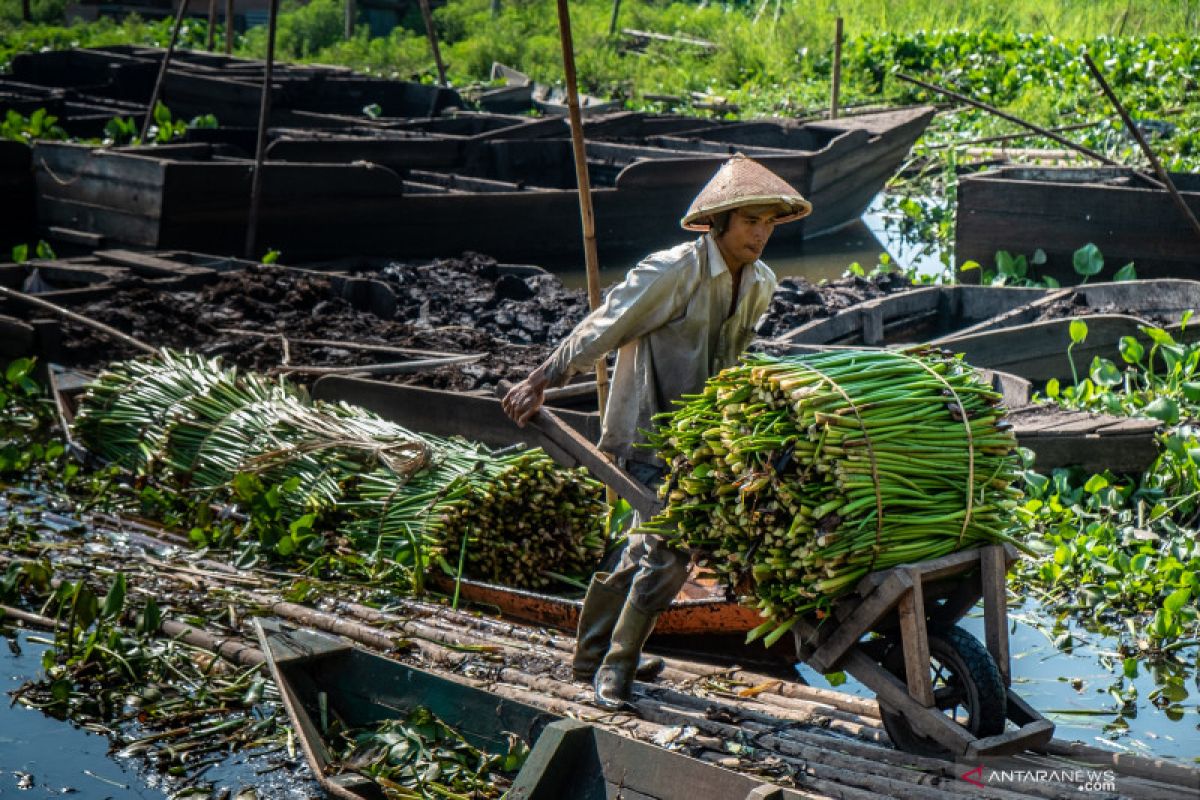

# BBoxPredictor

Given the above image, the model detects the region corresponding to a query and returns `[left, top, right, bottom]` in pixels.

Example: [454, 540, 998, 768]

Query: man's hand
[502, 367, 550, 427]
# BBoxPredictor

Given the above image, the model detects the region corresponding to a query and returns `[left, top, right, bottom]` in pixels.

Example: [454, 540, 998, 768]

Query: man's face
[716, 205, 781, 266]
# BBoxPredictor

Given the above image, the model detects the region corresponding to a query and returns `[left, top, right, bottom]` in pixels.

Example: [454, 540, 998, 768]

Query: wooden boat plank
[956, 167, 1200, 281]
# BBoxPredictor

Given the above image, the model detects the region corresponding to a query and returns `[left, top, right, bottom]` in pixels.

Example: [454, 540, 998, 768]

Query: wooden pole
[555, 0, 611, 429]
[344, 0, 355, 39]
[206, 0, 217, 50]
[140, 0, 191, 144]
[608, 0, 622, 36]
[829, 17, 843, 119]
[244, 0, 280, 260]
[0, 285, 158, 355]
[417, 0, 448, 87]
[1082, 52, 1200, 243]
[224, 0, 234, 55]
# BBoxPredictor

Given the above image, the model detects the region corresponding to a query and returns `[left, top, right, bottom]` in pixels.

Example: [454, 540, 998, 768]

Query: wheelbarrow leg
[981, 544, 1011, 686]
[896, 567, 934, 707]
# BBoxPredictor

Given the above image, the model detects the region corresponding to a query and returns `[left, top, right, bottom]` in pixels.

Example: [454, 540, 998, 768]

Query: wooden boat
[956, 166, 1200, 282]
[256, 619, 809, 800]
[774, 284, 1052, 346]
[7, 45, 462, 127]
[34, 105, 933, 263]
[932, 279, 1200, 384]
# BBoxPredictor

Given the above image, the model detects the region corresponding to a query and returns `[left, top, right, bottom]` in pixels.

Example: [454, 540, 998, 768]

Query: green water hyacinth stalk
[73, 352, 606, 588]
[642, 348, 1026, 647]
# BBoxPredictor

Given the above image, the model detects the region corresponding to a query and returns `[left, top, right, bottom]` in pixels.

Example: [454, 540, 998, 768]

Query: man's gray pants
[595, 461, 690, 614]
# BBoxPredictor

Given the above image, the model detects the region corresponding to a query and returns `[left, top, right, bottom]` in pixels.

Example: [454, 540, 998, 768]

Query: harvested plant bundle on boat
[642, 349, 1024, 645]
[73, 352, 606, 587]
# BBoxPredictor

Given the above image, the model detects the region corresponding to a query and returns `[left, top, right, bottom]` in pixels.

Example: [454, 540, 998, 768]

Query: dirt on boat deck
[56, 255, 912, 391]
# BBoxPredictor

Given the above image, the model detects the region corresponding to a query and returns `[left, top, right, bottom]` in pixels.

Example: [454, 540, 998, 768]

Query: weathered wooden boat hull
[33, 106, 933, 262]
[776, 285, 1052, 346]
[934, 279, 1200, 383]
[257, 620, 808, 800]
[8, 45, 462, 126]
[956, 166, 1200, 282]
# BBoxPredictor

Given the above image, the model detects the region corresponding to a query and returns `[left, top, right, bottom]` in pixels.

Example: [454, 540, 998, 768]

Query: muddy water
[555, 194, 946, 290]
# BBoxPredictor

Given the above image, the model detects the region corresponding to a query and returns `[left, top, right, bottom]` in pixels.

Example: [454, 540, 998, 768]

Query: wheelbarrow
[520, 404, 1055, 760]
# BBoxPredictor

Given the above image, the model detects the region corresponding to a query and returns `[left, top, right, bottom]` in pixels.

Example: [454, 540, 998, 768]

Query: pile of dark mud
[55, 255, 913, 392]
[1035, 292, 1181, 326]
[755, 272, 913, 339]
[370, 253, 591, 346]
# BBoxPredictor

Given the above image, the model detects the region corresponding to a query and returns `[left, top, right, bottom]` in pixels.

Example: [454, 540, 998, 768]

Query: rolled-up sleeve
[542, 258, 689, 387]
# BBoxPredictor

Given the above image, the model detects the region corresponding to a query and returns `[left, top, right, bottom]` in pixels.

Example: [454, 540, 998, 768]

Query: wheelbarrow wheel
[879, 625, 1006, 758]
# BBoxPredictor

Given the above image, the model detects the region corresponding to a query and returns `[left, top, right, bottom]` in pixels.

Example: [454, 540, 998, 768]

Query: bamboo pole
[206, 0, 217, 50]
[1082, 52, 1200, 243]
[0, 604, 65, 630]
[608, 0, 622, 36]
[0, 285, 157, 355]
[829, 17, 843, 119]
[225, 0, 234, 54]
[244, 0, 280, 259]
[555, 0, 611, 453]
[417, 0, 448, 87]
[344, 0, 355, 39]
[140, 0, 192, 144]
[894, 72, 1163, 185]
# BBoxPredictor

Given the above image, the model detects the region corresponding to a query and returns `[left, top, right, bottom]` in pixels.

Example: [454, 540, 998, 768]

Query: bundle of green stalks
[73, 352, 606, 588]
[642, 349, 1025, 646]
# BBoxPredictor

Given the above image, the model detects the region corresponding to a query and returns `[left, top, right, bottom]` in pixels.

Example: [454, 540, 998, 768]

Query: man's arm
[502, 254, 689, 426]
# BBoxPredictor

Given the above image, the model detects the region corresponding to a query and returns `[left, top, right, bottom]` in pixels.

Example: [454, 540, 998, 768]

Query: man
[502, 153, 812, 708]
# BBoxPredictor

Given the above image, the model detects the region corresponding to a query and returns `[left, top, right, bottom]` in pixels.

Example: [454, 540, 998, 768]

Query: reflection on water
[0, 630, 151, 798]
[555, 193, 946, 290]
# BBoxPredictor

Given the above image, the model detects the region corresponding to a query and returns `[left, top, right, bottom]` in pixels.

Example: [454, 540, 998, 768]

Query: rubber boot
[593, 603, 659, 710]
[571, 574, 625, 681]
[572, 575, 665, 683]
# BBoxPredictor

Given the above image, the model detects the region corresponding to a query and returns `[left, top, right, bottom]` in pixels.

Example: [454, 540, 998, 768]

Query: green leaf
[1142, 397, 1180, 425]
[1181, 381, 1200, 403]
[1122, 657, 1138, 679]
[1044, 378, 1060, 398]
[1181, 310, 1194, 331]
[1031, 248, 1047, 265]
[50, 678, 72, 704]
[101, 573, 126, 619]
[1069, 318, 1088, 344]
[34, 240, 55, 260]
[1083, 474, 1109, 493]
[5, 357, 34, 384]
[959, 260, 981, 272]
[1089, 357, 1122, 387]
[72, 583, 99, 632]
[1072, 243, 1104, 277]
[1043, 275, 1060, 288]
[1163, 587, 1191, 616]
[1140, 325, 1176, 347]
[153, 101, 172, 127]
[140, 597, 161, 634]
[1118, 336, 1144, 364]
[11, 243, 27, 263]
[262, 249, 281, 265]
[824, 671, 847, 687]
[1113, 262, 1137, 281]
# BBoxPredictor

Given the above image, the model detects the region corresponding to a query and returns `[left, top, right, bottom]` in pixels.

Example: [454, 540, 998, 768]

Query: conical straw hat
[680, 153, 812, 231]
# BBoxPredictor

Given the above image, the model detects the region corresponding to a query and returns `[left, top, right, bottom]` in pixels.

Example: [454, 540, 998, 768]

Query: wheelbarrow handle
[495, 381, 663, 520]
